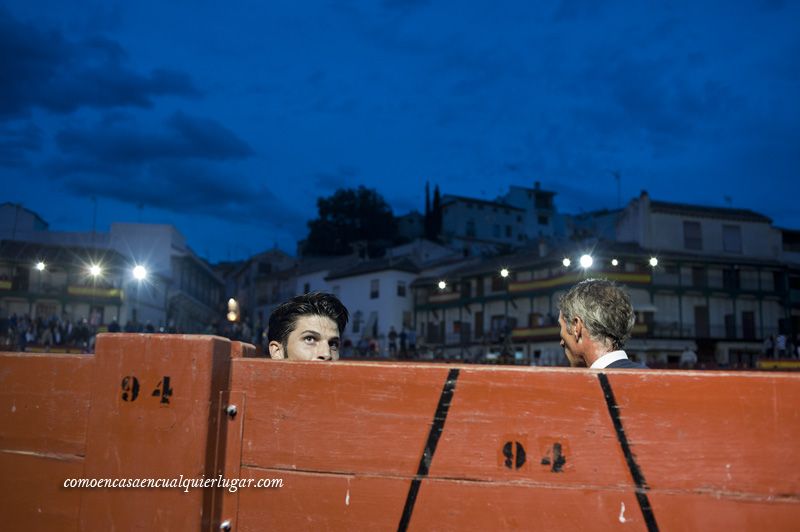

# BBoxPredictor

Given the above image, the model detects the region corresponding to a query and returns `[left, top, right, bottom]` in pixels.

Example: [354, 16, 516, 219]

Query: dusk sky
[2, 1, 798, 263]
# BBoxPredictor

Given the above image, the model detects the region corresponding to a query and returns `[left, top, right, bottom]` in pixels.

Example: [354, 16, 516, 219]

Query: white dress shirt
[590, 350, 629, 369]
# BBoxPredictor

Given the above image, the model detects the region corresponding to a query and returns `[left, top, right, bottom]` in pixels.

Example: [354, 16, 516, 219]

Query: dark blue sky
[2, 1, 798, 262]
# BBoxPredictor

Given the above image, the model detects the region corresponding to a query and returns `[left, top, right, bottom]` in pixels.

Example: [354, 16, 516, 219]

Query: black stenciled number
[121, 376, 140, 402]
[540, 442, 566, 472]
[502, 441, 527, 470]
[151, 376, 173, 404]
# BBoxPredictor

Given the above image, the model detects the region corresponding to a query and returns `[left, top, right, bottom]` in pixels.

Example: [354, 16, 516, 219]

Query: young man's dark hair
[267, 292, 349, 361]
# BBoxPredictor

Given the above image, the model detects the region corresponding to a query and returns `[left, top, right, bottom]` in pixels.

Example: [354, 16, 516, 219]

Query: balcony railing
[0, 282, 123, 301]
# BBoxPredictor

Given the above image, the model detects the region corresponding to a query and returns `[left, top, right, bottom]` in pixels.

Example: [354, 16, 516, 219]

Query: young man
[558, 278, 646, 369]
[267, 292, 349, 361]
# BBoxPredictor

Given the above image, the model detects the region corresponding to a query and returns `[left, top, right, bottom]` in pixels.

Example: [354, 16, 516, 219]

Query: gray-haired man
[558, 278, 646, 369]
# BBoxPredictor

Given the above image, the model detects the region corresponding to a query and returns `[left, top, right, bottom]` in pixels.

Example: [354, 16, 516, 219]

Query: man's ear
[572, 317, 583, 341]
[268, 341, 285, 360]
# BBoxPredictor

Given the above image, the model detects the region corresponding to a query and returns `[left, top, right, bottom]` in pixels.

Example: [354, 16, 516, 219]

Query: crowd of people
[0, 312, 184, 353]
[0, 313, 98, 353]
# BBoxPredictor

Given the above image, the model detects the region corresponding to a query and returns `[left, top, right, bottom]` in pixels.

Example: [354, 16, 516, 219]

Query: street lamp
[500, 268, 509, 278]
[611, 258, 619, 267]
[131, 264, 148, 328]
[579, 254, 593, 269]
[133, 265, 148, 281]
[562, 258, 571, 267]
[227, 298, 239, 322]
[89, 264, 102, 277]
[437, 280, 447, 290]
[649, 257, 659, 268]
[35, 261, 46, 271]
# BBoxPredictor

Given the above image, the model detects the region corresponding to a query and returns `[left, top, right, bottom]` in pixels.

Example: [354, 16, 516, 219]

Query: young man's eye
[303, 336, 317, 343]
[330, 342, 340, 351]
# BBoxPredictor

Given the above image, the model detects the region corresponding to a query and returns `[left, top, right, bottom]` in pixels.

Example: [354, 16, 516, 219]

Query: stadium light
[133, 265, 148, 281]
[562, 258, 571, 267]
[579, 254, 593, 269]
[35, 261, 46, 271]
[500, 268, 509, 278]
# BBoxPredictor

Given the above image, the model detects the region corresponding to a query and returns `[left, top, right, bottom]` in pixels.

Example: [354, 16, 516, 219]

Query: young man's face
[269, 314, 341, 361]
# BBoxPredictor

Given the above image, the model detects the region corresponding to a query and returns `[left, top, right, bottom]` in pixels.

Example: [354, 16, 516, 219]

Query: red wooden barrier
[1, 334, 799, 531]
[0, 353, 93, 530]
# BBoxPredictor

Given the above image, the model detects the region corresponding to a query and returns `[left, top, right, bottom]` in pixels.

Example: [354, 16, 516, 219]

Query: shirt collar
[590, 350, 629, 369]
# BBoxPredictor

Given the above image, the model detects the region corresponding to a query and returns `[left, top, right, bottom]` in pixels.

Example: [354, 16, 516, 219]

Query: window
[683, 221, 702, 250]
[723, 225, 742, 253]
[535, 195, 551, 209]
[397, 281, 406, 297]
[466, 219, 476, 238]
[370, 279, 379, 299]
[723, 269, 740, 290]
[692, 267, 706, 287]
[538, 215, 548, 225]
[352, 311, 362, 333]
[491, 274, 508, 292]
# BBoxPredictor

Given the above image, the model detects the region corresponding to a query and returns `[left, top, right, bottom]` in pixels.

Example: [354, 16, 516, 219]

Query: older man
[267, 292, 349, 361]
[558, 278, 645, 369]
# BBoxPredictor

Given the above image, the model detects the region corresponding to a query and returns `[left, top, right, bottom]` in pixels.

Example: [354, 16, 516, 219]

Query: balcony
[0, 282, 123, 303]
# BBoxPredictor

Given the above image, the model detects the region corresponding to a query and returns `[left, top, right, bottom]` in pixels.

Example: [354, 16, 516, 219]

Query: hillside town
[2, 181, 799, 369]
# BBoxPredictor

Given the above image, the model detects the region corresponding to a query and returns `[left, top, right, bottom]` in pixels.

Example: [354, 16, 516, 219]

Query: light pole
[132, 265, 148, 329]
[88, 263, 102, 327]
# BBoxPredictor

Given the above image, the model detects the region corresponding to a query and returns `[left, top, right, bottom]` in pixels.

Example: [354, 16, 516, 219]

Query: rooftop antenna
[611, 171, 621, 208]
[91, 196, 97, 246]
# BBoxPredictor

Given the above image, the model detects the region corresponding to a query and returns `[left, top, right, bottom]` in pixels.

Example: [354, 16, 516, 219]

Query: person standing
[558, 278, 646, 369]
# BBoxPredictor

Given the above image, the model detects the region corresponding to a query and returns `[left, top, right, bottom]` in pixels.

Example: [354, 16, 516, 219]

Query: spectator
[679, 346, 698, 369]
[388, 326, 398, 357]
[776, 334, 787, 358]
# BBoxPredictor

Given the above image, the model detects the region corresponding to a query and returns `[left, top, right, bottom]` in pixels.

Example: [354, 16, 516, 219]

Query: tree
[432, 184, 442, 238]
[424, 183, 443, 241]
[304, 186, 398, 257]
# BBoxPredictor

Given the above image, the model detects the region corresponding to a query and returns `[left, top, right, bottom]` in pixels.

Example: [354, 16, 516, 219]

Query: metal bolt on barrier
[225, 405, 237, 418]
[220, 519, 232, 531]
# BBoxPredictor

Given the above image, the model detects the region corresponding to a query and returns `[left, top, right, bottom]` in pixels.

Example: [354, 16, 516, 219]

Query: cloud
[0, 121, 42, 167]
[312, 165, 360, 190]
[39, 111, 277, 228]
[52, 160, 305, 232]
[53, 111, 252, 165]
[0, 7, 199, 119]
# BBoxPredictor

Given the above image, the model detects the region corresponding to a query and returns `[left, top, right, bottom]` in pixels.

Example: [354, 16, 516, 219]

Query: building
[440, 195, 527, 254]
[0, 239, 127, 329]
[499, 181, 561, 239]
[412, 192, 799, 368]
[0, 204, 224, 334]
[223, 249, 296, 330]
[326, 256, 420, 352]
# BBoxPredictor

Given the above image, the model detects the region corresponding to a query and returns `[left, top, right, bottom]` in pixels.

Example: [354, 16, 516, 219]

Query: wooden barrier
[1, 334, 799, 531]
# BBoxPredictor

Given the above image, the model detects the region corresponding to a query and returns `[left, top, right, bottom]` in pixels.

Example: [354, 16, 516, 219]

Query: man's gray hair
[559, 278, 636, 351]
